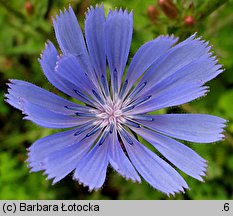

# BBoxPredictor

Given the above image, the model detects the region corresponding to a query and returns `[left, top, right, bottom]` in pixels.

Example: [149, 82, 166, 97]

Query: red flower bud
[25, 1, 34, 15]
[147, 5, 160, 23]
[158, 0, 178, 19]
[184, 15, 195, 26]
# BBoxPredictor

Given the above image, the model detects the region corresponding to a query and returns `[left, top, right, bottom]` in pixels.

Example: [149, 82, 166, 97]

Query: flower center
[99, 102, 124, 125]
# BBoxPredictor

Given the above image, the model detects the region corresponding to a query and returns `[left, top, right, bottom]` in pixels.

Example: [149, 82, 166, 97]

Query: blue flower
[6, 5, 226, 195]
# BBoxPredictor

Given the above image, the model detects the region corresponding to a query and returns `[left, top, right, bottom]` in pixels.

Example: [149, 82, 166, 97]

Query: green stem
[197, 0, 229, 21]
[44, 0, 53, 19]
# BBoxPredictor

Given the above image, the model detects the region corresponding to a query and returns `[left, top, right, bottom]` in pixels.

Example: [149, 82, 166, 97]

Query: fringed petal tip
[6, 79, 13, 86]
[52, 8, 69, 30]
[108, 7, 133, 18]
[5, 82, 26, 112]
[123, 176, 141, 184]
[86, 3, 104, 14]
[29, 160, 61, 184]
[27, 162, 44, 173]
[189, 33, 224, 70]
[42, 169, 65, 185]
[215, 117, 227, 141]
[6, 80, 20, 96]
[51, 5, 75, 30]
[71, 177, 102, 192]
[157, 34, 179, 44]
[7, 78, 23, 88]
[38, 40, 58, 62]
[43, 166, 141, 190]
[184, 33, 214, 54]
[198, 173, 206, 182]
[193, 162, 207, 182]
[217, 133, 225, 142]
[119, 172, 141, 184]
[165, 184, 189, 197]
[51, 173, 73, 185]
[22, 115, 31, 121]
[110, 165, 141, 183]
[53, 5, 73, 21]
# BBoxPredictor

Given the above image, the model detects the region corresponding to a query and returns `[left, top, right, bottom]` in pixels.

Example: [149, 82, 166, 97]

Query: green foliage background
[0, 0, 232, 200]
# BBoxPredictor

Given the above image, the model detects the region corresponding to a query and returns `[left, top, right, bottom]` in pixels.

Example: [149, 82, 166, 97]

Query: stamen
[119, 128, 133, 145]
[101, 74, 110, 97]
[131, 95, 151, 107]
[75, 113, 97, 117]
[74, 123, 94, 136]
[119, 79, 128, 99]
[86, 124, 102, 137]
[122, 105, 135, 113]
[73, 89, 94, 105]
[64, 105, 91, 112]
[130, 115, 154, 122]
[92, 89, 105, 105]
[125, 119, 141, 128]
[128, 82, 147, 100]
[99, 128, 109, 145]
[113, 68, 118, 94]
[109, 123, 114, 134]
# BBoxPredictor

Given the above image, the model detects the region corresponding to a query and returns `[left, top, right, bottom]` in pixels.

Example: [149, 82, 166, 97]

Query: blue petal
[135, 114, 226, 143]
[21, 101, 92, 128]
[44, 144, 82, 183]
[128, 82, 208, 114]
[105, 8, 133, 92]
[28, 128, 80, 171]
[120, 131, 188, 195]
[56, 54, 98, 97]
[53, 6, 95, 81]
[6, 79, 93, 128]
[28, 128, 100, 183]
[56, 54, 106, 106]
[44, 133, 100, 184]
[131, 127, 207, 181]
[5, 92, 22, 111]
[39, 41, 85, 100]
[108, 130, 141, 182]
[124, 35, 224, 114]
[132, 57, 222, 105]
[85, 5, 106, 77]
[6, 79, 84, 115]
[130, 34, 222, 101]
[73, 133, 110, 191]
[124, 35, 178, 97]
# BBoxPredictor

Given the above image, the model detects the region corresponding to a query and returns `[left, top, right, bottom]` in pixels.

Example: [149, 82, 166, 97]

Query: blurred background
[0, 0, 233, 200]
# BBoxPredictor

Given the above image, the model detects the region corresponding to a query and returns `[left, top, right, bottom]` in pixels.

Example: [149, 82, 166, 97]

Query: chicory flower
[6, 5, 225, 195]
